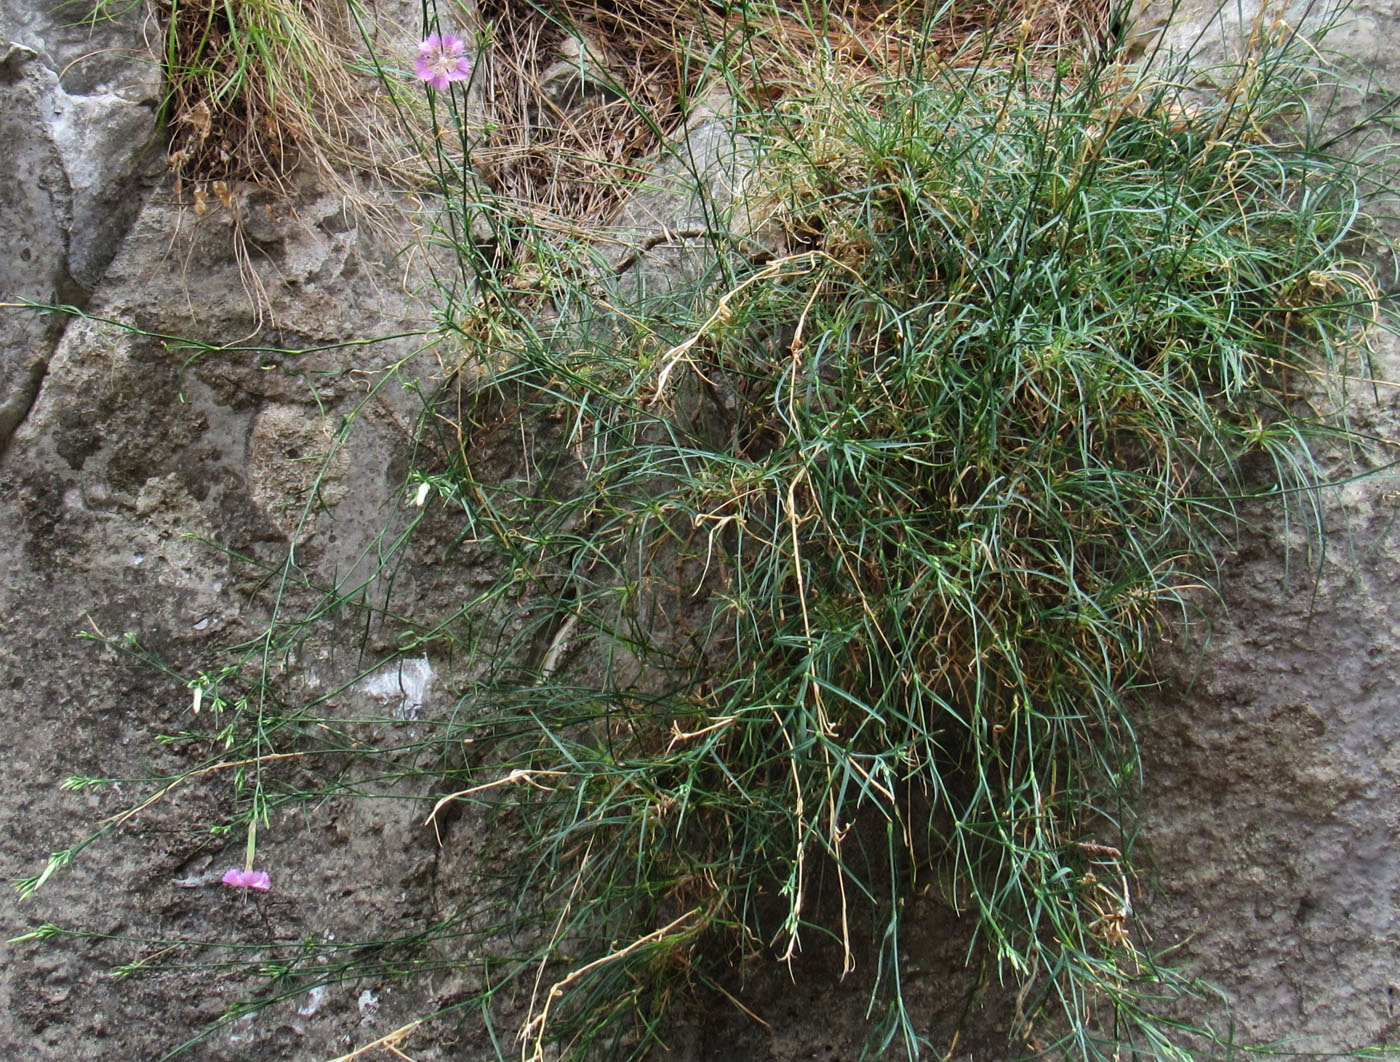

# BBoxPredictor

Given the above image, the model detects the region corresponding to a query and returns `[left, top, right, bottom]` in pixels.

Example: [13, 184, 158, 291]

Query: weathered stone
[0, 0, 162, 454]
[5, 1, 1400, 1057]
[1128, 2, 1400, 1054]
[0, 117, 445, 1062]
[608, 90, 770, 306]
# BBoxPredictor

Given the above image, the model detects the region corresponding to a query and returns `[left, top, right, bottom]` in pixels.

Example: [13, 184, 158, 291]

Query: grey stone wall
[1134, 1, 1400, 1053]
[0, 0, 162, 453]
[1, 0, 1397, 1057]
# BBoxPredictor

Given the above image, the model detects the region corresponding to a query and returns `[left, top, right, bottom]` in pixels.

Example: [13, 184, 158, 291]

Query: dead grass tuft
[160, 0, 417, 204]
[467, 0, 1113, 227]
[156, 0, 1108, 227]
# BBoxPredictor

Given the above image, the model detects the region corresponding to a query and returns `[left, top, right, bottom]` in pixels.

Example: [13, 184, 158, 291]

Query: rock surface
[1132, 2, 1400, 1053]
[1, 0, 1398, 1059]
[0, 5, 447, 1053]
[0, 0, 162, 455]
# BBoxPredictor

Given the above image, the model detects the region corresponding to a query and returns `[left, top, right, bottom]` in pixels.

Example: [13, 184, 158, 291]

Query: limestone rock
[0, 0, 162, 454]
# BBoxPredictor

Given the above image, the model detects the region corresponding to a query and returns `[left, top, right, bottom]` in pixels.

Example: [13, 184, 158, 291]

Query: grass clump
[409, 6, 1387, 1058]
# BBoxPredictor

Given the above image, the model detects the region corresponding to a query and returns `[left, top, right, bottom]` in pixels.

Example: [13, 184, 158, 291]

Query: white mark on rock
[355, 657, 433, 720]
[357, 988, 379, 1026]
[171, 868, 224, 888]
[227, 1013, 257, 1044]
[297, 984, 328, 1017]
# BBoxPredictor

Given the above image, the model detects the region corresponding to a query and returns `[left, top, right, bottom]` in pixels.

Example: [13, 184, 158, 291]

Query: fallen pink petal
[221, 868, 271, 891]
[414, 33, 473, 92]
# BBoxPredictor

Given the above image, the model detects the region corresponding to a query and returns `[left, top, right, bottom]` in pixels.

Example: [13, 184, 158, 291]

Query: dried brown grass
[466, 0, 1112, 226]
[161, 0, 418, 202]
[159, 0, 1109, 227]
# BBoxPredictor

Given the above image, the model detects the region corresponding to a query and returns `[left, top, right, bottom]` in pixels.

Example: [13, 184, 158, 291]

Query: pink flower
[414, 33, 473, 91]
[221, 868, 271, 891]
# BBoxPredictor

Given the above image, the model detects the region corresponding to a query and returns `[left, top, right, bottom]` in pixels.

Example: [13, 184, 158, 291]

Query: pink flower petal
[414, 32, 473, 90]
[221, 867, 272, 891]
